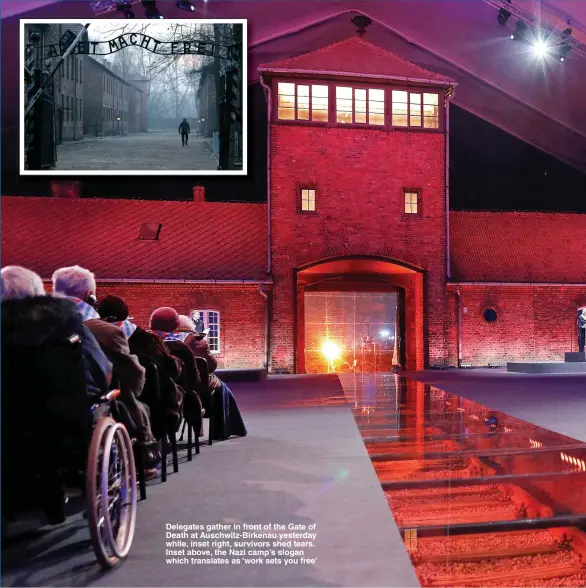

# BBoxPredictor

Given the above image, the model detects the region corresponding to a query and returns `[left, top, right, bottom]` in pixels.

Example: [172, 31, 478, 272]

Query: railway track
[354, 397, 586, 587]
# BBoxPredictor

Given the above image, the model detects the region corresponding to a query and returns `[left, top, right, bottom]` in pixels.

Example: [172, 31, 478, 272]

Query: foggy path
[54, 131, 217, 172]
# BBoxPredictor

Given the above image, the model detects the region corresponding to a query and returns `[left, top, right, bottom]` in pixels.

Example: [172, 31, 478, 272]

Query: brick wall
[270, 123, 447, 372]
[54, 282, 268, 368]
[445, 285, 586, 365]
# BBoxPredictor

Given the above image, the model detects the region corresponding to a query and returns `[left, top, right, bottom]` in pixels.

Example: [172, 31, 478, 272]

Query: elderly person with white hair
[1, 265, 112, 398]
[52, 266, 159, 475]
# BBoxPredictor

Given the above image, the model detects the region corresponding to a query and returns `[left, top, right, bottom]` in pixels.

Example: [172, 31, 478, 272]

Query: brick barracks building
[83, 57, 148, 137]
[6, 38, 586, 372]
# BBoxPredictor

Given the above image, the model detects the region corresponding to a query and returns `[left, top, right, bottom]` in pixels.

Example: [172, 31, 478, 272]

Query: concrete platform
[1, 375, 417, 588]
[216, 367, 268, 382]
[507, 361, 586, 373]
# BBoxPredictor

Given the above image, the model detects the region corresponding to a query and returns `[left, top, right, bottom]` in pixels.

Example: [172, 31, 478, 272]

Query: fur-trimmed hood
[2, 295, 82, 347]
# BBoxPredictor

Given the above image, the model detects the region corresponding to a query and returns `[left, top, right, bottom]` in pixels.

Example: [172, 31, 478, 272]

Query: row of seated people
[1, 265, 246, 483]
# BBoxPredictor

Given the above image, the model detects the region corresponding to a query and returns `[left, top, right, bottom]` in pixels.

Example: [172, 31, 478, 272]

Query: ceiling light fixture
[142, 0, 163, 18]
[177, 0, 196, 11]
[559, 27, 572, 62]
[497, 0, 512, 26]
[510, 19, 527, 41]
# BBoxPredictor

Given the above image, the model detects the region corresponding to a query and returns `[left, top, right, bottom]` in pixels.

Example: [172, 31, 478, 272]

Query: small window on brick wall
[301, 188, 316, 212]
[277, 82, 328, 122]
[404, 189, 420, 214]
[190, 310, 221, 353]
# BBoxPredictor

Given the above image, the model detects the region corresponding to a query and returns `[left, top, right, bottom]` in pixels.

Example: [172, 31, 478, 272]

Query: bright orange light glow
[321, 340, 341, 362]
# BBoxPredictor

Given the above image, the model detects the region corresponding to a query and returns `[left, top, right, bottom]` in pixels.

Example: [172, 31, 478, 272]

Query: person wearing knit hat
[97, 295, 137, 338]
[149, 307, 206, 437]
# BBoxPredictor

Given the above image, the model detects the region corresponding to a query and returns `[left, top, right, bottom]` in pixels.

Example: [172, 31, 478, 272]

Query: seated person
[97, 295, 183, 439]
[1, 266, 112, 521]
[52, 265, 158, 477]
[149, 307, 205, 436]
[176, 314, 247, 440]
[1, 266, 111, 398]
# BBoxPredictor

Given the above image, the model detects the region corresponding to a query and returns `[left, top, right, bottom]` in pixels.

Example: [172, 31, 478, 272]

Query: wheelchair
[2, 332, 137, 570]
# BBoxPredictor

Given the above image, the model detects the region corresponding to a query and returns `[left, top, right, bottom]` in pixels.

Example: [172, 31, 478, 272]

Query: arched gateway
[296, 256, 424, 373]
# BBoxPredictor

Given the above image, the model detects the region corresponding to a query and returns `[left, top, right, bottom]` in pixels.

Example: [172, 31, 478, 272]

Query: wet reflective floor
[339, 374, 586, 587]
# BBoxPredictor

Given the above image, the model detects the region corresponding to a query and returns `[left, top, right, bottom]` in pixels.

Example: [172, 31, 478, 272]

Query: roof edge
[258, 66, 456, 88]
[448, 281, 586, 287]
[40, 277, 273, 285]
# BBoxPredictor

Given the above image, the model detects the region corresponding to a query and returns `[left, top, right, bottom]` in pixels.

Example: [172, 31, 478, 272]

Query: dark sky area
[3, 83, 586, 212]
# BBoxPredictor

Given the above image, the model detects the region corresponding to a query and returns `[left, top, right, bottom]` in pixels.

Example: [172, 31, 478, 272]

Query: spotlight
[379, 330, 390, 338]
[559, 27, 572, 61]
[177, 0, 196, 11]
[142, 0, 163, 18]
[116, 2, 135, 18]
[532, 35, 551, 58]
[321, 340, 341, 362]
[510, 19, 527, 41]
[497, 1, 512, 26]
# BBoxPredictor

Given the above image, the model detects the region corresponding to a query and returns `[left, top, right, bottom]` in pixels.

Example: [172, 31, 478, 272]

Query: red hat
[150, 307, 179, 332]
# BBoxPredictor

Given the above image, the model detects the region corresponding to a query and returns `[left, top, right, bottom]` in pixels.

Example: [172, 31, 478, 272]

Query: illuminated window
[301, 188, 316, 212]
[191, 310, 221, 353]
[392, 91, 439, 128]
[277, 82, 329, 122]
[336, 86, 385, 125]
[404, 190, 419, 214]
[404, 528, 418, 553]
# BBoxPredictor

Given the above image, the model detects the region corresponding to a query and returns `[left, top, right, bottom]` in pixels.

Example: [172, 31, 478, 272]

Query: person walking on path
[179, 118, 191, 146]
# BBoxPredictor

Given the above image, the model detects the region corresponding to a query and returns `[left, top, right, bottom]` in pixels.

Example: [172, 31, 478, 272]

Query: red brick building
[4, 38, 586, 372]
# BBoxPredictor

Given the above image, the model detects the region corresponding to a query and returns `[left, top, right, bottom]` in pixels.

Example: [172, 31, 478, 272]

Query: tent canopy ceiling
[4, 0, 586, 172]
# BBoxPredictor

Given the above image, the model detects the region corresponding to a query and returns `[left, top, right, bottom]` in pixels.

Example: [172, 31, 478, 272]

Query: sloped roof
[258, 36, 456, 85]
[450, 211, 586, 283]
[1, 197, 269, 281]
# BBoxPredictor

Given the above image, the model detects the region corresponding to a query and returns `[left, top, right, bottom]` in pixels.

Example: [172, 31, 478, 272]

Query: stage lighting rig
[177, 0, 196, 11]
[483, 0, 586, 59]
[142, 0, 163, 18]
[497, 0, 511, 26]
[116, 2, 135, 17]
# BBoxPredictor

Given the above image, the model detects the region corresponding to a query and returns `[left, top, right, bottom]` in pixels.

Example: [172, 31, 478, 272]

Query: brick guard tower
[259, 34, 457, 373]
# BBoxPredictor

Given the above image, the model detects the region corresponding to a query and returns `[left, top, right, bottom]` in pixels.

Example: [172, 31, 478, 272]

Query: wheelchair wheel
[86, 417, 137, 569]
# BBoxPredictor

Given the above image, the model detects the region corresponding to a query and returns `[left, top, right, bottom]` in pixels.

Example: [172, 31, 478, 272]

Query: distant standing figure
[179, 118, 190, 146]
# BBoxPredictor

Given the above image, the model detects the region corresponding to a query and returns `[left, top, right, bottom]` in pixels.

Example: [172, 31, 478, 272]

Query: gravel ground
[416, 550, 582, 587]
[413, 530, 556, 557]
[54, 131, 217, 172]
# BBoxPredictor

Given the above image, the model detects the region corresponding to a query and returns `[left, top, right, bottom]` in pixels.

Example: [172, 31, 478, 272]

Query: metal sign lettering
[36, 33, 231, 59]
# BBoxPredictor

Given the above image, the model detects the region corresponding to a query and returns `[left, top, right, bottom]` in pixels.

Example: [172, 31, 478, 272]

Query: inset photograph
[21, 19, 246, 175]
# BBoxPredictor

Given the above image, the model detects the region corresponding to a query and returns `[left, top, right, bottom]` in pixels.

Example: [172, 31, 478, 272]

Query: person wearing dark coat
[97, 295, 184, 440]
[149, 307, 206, 437]
[1, 266, 112, 523]
[178, 118, 190, 146]
[176, 314, 247, 440]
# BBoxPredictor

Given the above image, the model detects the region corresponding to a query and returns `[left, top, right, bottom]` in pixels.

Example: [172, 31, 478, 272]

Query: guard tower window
[404, 190, 420, 214]
[277, 82, 329, 122]
[301, 188, 316, 212]
[392, 91, 439, 128]
[336, 86, 385, 125]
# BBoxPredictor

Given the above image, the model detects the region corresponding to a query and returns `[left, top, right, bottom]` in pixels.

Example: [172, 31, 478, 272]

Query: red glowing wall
[445, 285, 586, 366]
[45, 281, 268, 369]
